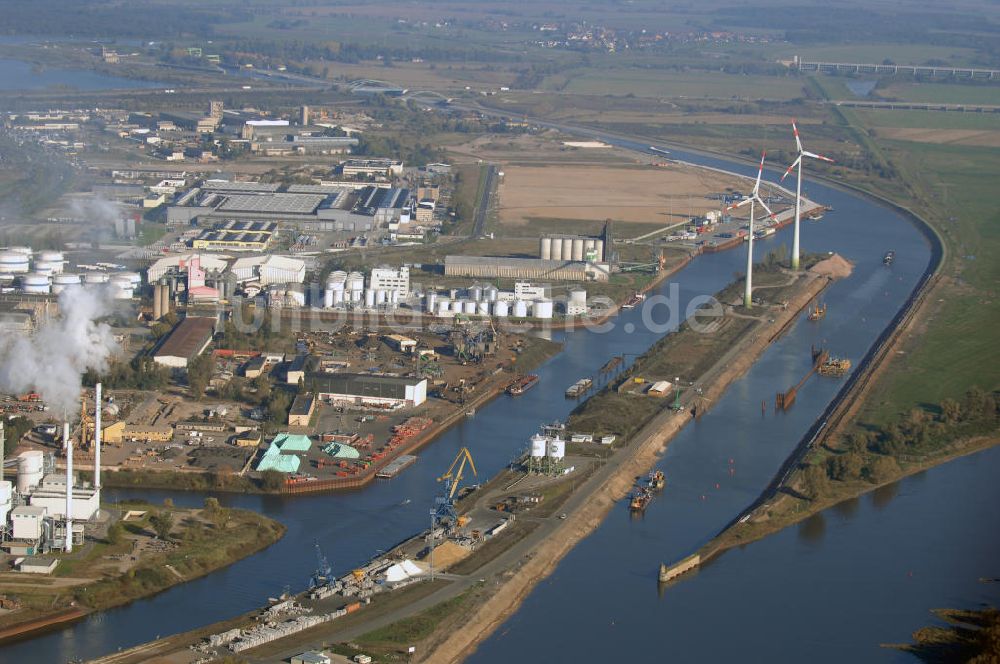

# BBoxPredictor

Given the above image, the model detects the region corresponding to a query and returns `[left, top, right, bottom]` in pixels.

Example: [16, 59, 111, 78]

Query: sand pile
[809, 253, 853, 279]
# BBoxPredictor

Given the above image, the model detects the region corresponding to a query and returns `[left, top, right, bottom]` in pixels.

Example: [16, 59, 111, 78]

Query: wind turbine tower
[782, 121, 834, 270]
[728, 152, 774, 309]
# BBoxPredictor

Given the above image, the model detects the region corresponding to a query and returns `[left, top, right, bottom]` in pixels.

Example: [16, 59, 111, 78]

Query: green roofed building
[322, 442, 360, 459]
[255, 433, 312, 473]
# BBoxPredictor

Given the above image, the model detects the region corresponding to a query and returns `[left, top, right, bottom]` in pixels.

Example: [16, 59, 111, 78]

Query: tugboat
[648, 470, 666, 491]
[507, 374, 539, 396]
[883, 250, 895, 266]
[807, 302, 826, 321]
[629, 488, 653, 512]
[818, 356, 852, 377]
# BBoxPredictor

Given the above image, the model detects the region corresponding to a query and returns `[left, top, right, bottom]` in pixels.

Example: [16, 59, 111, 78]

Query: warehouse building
[309, 373, 427, 408]
[153, 316, 217, 368]
[444, 256, 609, 282]
[192, 220, 277, 252]
[288, 393, 316, 426]
[229, 254, 306, 285]
[340, 158, 404, 178]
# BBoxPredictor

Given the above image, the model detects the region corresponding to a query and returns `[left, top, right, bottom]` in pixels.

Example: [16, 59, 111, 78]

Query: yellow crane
[434, 447, 477, 525]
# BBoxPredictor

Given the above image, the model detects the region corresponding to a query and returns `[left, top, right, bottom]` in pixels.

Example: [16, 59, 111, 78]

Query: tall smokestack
[94, 383, 102, 490]
[64, 421, 73, 553]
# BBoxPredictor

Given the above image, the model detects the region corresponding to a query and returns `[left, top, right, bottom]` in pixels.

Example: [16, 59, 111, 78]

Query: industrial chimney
[64, 421, 73, 553]
[94, 383, 102, 490]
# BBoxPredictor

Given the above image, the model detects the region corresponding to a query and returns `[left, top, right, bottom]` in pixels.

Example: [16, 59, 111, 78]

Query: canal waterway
[0, 57, 162, 91]
[0, 143, 964, 663]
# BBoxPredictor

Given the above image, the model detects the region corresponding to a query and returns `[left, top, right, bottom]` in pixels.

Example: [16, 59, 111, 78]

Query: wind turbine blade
[755, 196, 775, 218]
[752, 151, 766, 195]
[727, 198, 752, 211]
[803, 150, 834, 163]
[779, 157, 801, 183]
[792, 120, 803, 153]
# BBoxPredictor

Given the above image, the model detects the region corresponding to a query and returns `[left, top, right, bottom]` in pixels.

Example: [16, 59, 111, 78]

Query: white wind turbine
[728, 151, 774, 309]
[781, 120, 834, 270]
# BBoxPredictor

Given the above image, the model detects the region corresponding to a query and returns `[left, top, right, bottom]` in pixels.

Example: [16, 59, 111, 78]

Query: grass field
[769, 44, 984, 67]
[876, 81, 1000, 105]
[545, 69, 807, 100]
[853, 108, 1000, 130]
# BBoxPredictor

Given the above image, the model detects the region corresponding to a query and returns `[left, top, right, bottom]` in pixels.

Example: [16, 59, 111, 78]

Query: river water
[2, 144, 987, 663]
[0, 56, 162, 91]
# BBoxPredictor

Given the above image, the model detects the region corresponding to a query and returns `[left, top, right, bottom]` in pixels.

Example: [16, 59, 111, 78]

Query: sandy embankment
[427, 262, 847, 663]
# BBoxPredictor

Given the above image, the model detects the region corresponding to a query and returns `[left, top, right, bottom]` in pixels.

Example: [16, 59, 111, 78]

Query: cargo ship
[622, 292, 646, 309]
[807, 302, 826, 321]
[629, 487, 653, 512]
[818, 356, 852, 377]
[565, 378, 593, 398]
[507, 374, 539, 396]
[883, 250, 895, 266]
[648, 470, 666, 491]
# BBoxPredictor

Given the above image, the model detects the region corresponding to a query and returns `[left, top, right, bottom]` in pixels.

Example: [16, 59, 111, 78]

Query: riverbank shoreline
[423, 264, 840, 663]
[0, 506, 286, 646]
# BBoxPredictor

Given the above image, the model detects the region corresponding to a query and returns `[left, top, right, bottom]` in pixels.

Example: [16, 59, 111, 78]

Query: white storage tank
[463, 300, 477, 314]
[0, 480, 11, 526]
[529, 434, 547, 458]
[437, 300, 452, 316]
[485, 285, 498, 302]
[594, 239, 605, 262]
[0, 273, 15, 285]
[540, 237, 552, 260]
[364, 288, 376, 308]
[83, 271, 110, 284]
[493, 300, 509, 317]
[332, 289, 345, 306]
[450, 300, 463, 313]
[0, 252, 30, 274]
[546, 437, 566, 460]
[571, 238, 585, 261]
[569, 288, 587, 306]
[513, 300, 528, 317]
[532, 298, 554, 319]
[469, 285, 482, 302]
[477, 301, 489, 315]
[8, 246, 31, 256]
[426, 292, 438, 312]
[32, 263, 56, 277]
[376, 289, 387, 305]
[16, 450, 45, 494]
[323, 288, 334, 308]
[21, 272, 51, 294]
[52, 273, 82, 293]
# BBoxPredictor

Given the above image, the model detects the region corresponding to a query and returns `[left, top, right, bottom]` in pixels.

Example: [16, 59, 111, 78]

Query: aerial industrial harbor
[0, 2, 996, 662]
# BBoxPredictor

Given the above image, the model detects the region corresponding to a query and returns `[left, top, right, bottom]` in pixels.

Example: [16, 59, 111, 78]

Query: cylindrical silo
[551, 238, 563, 261]
[0, 251, 30, 274]
[323, 288, 334, 308]
[52, 272, 81, 295]
[437, 300, 451, 316]
[532, 299, 554, 319]
[153, 284, 163, 320]
[540, 237, 552, 260]
[513, 300, 528, 317]
[364, 288, 376, 308]
[159, 281, 171, 315]
[493, 300, 509, 317]
[332, 289, 345, 306]
[376, 289, 387, 305]
[426, 292, 438, 312]
[485, 286, 498, 302]
[571, 238, 585, 261]
[16, 450, 45, 494]
[546, 437, 566, 460]
[83, 272, 110, 285]
[21, 272, 50, 294]
[477, 301, 489, 315]
[594, 239, 605, 262]
[469, 285, 482, 302]
[530, 434, 547, 459]
[450, 300, 463, 314]
[463, 300, 477, 314]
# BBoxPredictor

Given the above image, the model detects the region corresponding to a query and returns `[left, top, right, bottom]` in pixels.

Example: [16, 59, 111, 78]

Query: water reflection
[833, 496, 861, 519]
[871, 481, 900, 510]
[798, 513, 826, 545]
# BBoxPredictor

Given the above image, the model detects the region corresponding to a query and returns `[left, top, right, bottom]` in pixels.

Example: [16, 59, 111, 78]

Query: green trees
[149, 511, 175, 541]
[106, 521, 124, 546]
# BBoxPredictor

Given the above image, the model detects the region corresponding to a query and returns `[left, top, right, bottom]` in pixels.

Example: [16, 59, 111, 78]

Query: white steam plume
[0, 285, 119, 415]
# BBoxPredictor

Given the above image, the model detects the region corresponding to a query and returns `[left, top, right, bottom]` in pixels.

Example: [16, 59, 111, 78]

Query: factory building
[368, 265, 410, 298]
[230, 255, 306, 285]
[147, 253, 230, 282]
[27, 475, 100, 522]
[444, 256, 610, 282]
[340, 158, 404, 178]
[153, 316, 217, 368]
[288, 393, 316, 427]
[192, 220, 277, 252]
[309, 374, 427, 409]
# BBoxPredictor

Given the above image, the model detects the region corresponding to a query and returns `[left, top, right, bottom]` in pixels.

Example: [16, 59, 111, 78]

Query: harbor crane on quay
[432, 447, 477, 529]
[309, 540, 332, 589]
